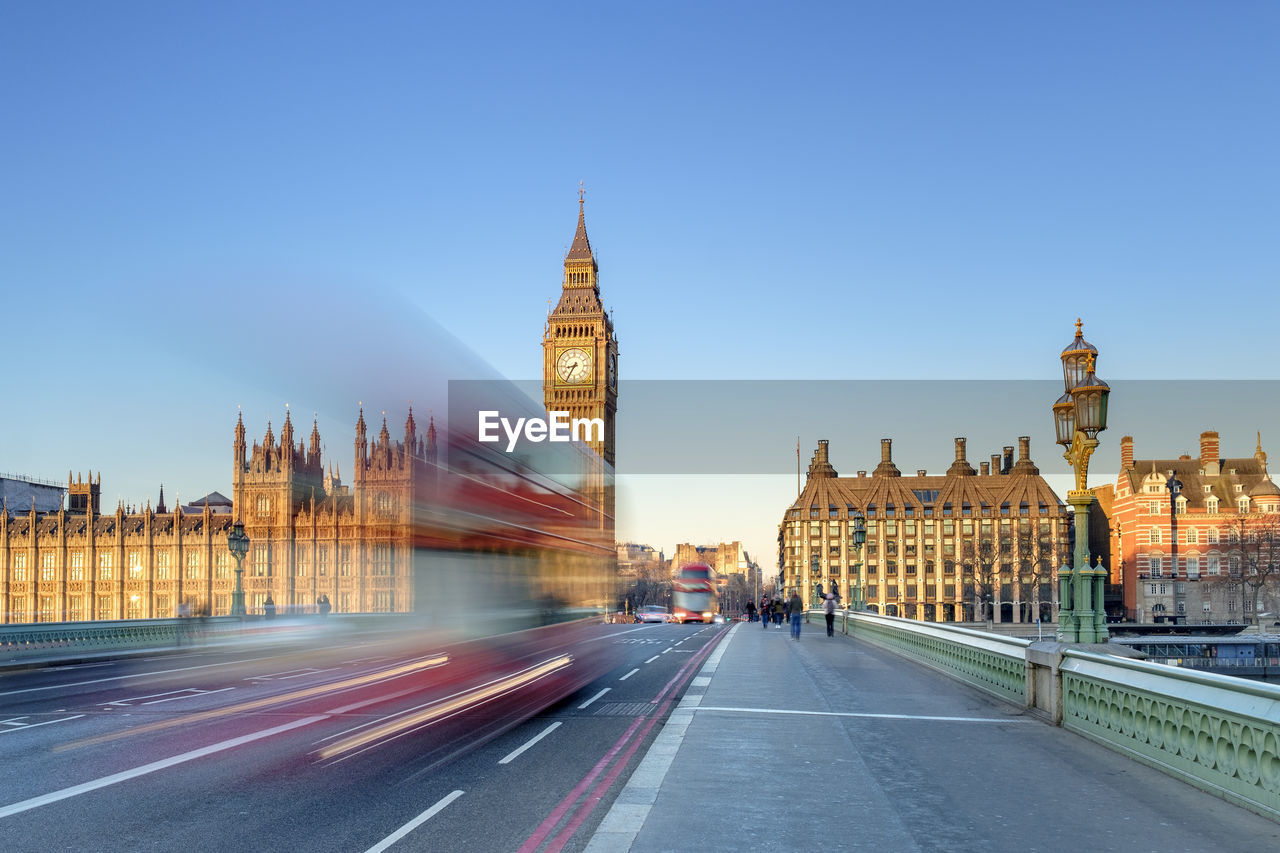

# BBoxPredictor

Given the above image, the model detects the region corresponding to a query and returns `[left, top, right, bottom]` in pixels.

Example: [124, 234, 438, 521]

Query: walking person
[788, 589, 803, 640]
[773, 597, 784, 626]
[759, 596, 770, 629]
[823, 591, 837, 637]
[746, 599, 757, 623]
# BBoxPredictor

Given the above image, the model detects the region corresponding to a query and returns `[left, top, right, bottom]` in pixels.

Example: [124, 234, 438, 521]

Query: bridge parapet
[841, 610, 1029, 706]
[840, 609, 1280, 823]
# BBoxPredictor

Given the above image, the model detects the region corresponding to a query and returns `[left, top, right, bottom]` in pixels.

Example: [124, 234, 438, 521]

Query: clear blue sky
[3, 2, 1277, 565]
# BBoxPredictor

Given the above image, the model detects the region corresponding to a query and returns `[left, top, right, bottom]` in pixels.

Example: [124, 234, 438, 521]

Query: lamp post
[227, 521, 249, 617]
[810, 553, 820, 609]
[1167, 471, 1182, 624]
[850, 512, 867, 610]
[1052, 319, 1110, 643]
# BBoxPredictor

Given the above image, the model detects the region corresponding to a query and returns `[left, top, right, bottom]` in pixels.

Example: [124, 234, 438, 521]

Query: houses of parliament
[0, 199, 618, 624]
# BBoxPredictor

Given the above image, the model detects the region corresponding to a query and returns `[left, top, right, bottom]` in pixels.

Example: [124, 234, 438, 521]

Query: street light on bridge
[1052, 319, 1110, 643]
[227, 521, 249, 617]
[849, 512, 867, 611]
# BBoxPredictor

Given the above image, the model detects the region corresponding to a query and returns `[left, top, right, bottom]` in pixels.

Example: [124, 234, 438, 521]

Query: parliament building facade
[0, 199, 617, 623]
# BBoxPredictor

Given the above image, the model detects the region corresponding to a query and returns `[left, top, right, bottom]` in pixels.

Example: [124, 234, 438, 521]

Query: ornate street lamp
[227, 521, 249, 617]
[1053, 319, 1110, 643]
[1167, 471, 1183, 621]
[850, 512, 867, 611]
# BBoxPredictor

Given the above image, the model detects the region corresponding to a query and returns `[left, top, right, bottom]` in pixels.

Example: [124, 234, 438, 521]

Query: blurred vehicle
[672, 563, 717, 623]
[712, 614, 726, 624]
[635, 605, 671, 623]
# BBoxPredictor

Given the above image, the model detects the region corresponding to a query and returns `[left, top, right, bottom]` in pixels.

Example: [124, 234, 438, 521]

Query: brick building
[1103, 430, 1280, 624]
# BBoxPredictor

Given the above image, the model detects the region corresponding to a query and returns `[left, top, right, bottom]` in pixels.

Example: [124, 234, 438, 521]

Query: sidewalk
[586, 618, 1280, 853]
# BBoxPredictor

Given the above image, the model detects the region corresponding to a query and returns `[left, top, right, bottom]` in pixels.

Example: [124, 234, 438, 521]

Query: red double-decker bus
[672, 563, 717, 623]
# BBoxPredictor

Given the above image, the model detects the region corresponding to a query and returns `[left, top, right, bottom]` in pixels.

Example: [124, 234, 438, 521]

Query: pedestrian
[788, 589, 804, 639]
[746, 599, 757, 623]
[823, 591, 837, 637]
[760, 596, 771, 629]
[773, 597, 784, 626]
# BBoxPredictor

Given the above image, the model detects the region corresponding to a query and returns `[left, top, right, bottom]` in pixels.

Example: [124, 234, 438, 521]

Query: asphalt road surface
[0, 620, 726, 852]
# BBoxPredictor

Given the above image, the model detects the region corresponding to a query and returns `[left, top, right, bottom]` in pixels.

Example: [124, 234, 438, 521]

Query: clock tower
[543, 190, 617, 542]
[543, 189, 618, 467]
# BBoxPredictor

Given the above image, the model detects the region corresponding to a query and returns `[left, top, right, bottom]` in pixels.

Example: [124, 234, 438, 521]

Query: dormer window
[1235, 484, 1244, 493]
[1203, 485, 1211, 493]
[1238, 497, 1250, 513]
[1175, 497, 1187, 514]
[1207, 497, 1219, 514]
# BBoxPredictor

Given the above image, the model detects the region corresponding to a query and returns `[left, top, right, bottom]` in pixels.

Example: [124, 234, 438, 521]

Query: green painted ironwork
[843, 610, 1029, 706]
[1061, 650, 1280, 822]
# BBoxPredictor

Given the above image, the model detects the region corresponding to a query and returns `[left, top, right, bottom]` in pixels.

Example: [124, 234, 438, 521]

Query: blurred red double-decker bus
[672, 563, 717, 623]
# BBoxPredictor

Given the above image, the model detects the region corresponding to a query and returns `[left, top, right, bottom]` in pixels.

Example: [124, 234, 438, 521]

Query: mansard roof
[1126, 455, 1272, 509]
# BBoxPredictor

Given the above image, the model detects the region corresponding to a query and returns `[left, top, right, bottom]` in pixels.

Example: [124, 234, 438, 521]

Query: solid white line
[497, 722, 562, 765]
[142, 687, 235, 705]
[694, 706, 1029, 723]
[643, 655, 660, 664]
[618, 668, 640, 681]
[578, 688, 610, 710]
[363, 790, 465, 853]
[0, 715, 85, 734]
[0, 715, 327, 819]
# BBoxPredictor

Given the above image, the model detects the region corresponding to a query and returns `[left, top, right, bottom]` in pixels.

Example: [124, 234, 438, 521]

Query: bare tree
[1016, 522, 1061, 624]
[1203, 514, 1280, 625]
[961, 537, 997, 621]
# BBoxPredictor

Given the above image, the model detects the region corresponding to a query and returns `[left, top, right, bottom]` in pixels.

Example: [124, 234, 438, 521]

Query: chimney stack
[981, 462, 990, 476]
[1200, 431, 1219, 466]
[947, 437, 976, 476]
[873, 438, 901, 478]
[991, 454, 1001, 474]
[1120, 435, 1134, 470]
[1002, 446, 1014, 474]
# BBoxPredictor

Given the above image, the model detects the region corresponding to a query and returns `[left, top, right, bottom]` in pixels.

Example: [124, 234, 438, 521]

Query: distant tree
[961, 538, 997, 621]
[1015, 521, 1061, 623]
[1208, 514, 1280, 625]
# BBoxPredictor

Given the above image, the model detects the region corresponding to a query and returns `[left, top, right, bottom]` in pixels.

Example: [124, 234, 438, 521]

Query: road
[0, 620, 727, 852]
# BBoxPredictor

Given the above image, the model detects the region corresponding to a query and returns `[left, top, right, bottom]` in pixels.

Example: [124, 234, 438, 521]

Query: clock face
[607, 352, 617, 388]
[556, 347, 592, 383]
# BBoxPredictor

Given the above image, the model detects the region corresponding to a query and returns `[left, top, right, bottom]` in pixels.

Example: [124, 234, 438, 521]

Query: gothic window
[253, 546, 268, 577]
[99, 553, 113, 580]
[157, 552, 171, 579]
[41, 553, 55, 582]
[256, 495, 271, 518]
[70, 551, 84, 581]
[215, 552, 230, 579]
[339, 546, 352, 576]
[377, 492, 393, 515]
[317, 547, 328, 577]
[186, 552, 200, 580]
[13, 552, 27, 580]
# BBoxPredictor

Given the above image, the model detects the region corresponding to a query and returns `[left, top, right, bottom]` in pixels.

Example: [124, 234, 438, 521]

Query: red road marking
[517, 627, 727, 853]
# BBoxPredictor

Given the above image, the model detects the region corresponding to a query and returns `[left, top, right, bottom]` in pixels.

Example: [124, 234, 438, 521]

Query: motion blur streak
[316, 654, 573, 760]
[55, 655, 450, 752]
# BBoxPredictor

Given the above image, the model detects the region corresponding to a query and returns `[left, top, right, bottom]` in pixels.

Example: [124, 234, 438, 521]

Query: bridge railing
[0, 618, 245, 663]
[836, 609, 1280, 823]
[837, 609, 1029, 706]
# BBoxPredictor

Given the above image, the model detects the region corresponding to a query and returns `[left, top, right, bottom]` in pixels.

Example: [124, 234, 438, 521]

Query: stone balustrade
[838, 609, 1280, 823]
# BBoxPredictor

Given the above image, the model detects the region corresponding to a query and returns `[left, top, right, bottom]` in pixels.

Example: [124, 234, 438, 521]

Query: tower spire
[567, 184, 593, 261]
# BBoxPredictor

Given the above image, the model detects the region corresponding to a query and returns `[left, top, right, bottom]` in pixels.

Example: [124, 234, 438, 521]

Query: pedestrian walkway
[586, 617, 1280, 853]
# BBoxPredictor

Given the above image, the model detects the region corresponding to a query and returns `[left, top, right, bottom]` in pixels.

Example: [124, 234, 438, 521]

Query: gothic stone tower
[543, 191, 618, 536]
